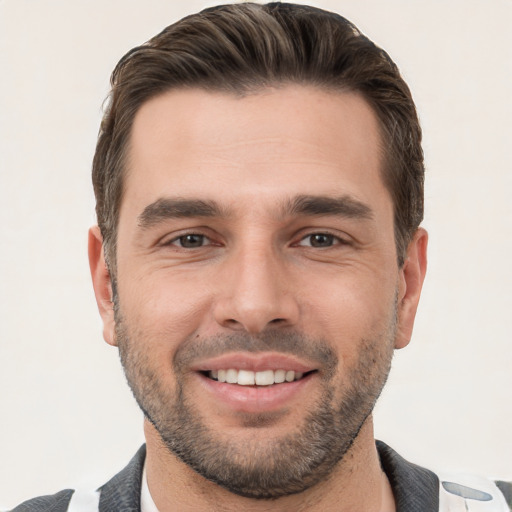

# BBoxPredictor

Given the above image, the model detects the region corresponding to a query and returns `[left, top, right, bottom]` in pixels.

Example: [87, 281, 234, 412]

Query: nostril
[270, 318, 286, 324]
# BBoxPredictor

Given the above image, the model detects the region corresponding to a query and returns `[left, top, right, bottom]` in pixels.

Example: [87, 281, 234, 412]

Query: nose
[213, 244, 300, 334]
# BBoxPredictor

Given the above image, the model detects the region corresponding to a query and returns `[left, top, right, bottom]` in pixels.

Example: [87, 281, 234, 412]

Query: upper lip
[190, 352, 317, 373]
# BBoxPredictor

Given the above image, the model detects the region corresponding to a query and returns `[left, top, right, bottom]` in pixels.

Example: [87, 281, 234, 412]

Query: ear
[395, 227, 428, 349]
[88, 226, 117, 346]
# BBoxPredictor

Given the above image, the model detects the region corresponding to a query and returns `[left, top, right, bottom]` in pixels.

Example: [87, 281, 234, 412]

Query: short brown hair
[92, 2, 424, 270]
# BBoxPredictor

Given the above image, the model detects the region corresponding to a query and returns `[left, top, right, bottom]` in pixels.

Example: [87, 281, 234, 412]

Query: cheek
[296, 271, 398, 387]
[298, 268, 397, 337]
[117, 271, 215, 349]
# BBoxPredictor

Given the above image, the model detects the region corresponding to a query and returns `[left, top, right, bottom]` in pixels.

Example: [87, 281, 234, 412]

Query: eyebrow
[285, 195, 374, 220]
[137, 194, 373, 229]
[137, 198, 226, 229]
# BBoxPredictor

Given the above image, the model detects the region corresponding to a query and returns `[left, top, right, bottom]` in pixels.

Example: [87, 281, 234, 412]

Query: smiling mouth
[203, 369, 315, 386]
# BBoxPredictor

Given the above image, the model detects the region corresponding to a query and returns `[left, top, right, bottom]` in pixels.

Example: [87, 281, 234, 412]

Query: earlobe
[395, 228, 428, 349]
[88, 226, 117, 346]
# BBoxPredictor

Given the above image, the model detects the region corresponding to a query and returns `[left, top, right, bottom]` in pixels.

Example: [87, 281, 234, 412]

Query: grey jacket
[11, 442, 512, 511]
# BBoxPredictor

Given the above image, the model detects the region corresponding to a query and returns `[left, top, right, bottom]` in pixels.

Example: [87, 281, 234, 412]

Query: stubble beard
[115, 310, 396, 499]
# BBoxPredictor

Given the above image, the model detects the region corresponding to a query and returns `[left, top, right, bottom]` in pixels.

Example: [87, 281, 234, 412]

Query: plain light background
[1, 0, 511, 508]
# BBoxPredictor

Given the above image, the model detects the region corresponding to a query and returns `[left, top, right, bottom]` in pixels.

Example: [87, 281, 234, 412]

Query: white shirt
[141, 463, 160, 512]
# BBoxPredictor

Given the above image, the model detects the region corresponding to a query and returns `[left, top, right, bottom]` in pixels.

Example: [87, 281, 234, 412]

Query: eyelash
[163, 231, 349, 250]
[165, 233, 213, 249]
[296, 232, 348, 248]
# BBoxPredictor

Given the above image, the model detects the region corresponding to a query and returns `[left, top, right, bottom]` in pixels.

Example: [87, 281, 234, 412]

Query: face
[90, 86, 427, 498]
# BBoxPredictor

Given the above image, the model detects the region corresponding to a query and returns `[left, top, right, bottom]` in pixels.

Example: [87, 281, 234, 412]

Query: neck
[143, 417, 395, 512]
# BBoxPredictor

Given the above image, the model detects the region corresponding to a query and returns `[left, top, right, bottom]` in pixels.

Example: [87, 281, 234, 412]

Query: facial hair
[116, 309, 396, 499]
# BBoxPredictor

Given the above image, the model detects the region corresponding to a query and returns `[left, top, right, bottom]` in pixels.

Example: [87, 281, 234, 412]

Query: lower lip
[196, 372, 315, 413]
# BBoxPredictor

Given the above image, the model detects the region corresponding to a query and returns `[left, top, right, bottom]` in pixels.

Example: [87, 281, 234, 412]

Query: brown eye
[309, 234, 334, 247]
[298, 233, 337, 247]
[175, 234, 206, 248]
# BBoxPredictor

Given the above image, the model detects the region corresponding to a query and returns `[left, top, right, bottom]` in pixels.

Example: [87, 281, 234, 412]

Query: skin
[89, 86, 427, 511]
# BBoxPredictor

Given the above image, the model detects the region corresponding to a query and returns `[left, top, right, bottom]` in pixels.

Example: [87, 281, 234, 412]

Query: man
[12, 2, 511, 511]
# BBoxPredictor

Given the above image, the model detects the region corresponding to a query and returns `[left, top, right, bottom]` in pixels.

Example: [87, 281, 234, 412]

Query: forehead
[122, 86, 388, 220]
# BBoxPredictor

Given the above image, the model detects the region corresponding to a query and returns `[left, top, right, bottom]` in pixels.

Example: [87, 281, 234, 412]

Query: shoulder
[376, 441, 512, 512]
[9, 489, 74, 512]
[495, 481, 512, 510]
[8, 445, 146, 512]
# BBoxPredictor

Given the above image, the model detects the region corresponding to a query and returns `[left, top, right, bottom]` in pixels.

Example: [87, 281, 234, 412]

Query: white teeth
[226, 369, 238, 384]
[255, 370, 274, 386]
[208, 369, 306, 386]
[274, 369, 286, 383]
[237, 369, 255, 385]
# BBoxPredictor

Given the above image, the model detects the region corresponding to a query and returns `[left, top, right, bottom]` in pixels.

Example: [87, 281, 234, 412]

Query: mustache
[174, 331, 338, 373]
